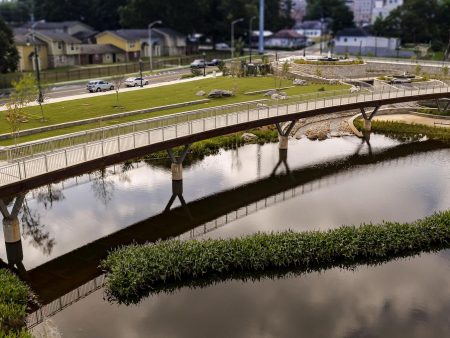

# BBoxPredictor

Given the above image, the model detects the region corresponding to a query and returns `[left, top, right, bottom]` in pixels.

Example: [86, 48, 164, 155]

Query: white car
[87, 80, 114, 93]
[124, 77, 149, 87]
[215, 43, 230, 51]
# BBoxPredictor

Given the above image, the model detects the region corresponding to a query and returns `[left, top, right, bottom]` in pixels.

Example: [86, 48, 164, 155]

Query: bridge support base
[0, 194, 25, 272]
[276, 120, 297, 150]
[360, 106, 380, 133]
[364, 119, 372, 132]
[167, 145, 190, 181]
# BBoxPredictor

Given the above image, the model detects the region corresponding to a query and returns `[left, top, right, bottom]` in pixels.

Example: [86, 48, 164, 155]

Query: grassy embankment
[354, 119, 450, 142]
[0, 269, 32, 337]
[102, 211, 450, 305]
[0, 77, 346, 146]
[418, 108, 450, 117]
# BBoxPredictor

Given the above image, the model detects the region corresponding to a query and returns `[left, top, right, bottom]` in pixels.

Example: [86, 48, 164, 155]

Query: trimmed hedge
[102, 210, 450, 304]
[0, 270, 32, 337]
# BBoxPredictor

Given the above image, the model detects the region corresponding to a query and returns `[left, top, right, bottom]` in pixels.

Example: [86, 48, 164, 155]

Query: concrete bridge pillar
[278, 135, 289, 150]
[275, 120, 297, 150]
[0, 194, 25, 272]
[360, 106, 380, 133]
[167, 144, 190, 181]
[364, 119, 372, 132]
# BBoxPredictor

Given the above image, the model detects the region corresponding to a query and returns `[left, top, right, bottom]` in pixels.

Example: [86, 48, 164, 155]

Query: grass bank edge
[354, 119, 450, 142]
[0, 269, 33, 337]
[101, 210, 450, 305]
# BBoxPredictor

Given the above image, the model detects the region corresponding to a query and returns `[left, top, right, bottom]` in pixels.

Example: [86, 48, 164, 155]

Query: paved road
[0, 67, 194, 105]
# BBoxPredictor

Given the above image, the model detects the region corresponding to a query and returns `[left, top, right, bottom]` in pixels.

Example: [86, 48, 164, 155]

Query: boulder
[293, 79, 307, 86]
[264, 90, 277, 97]
[196, 90, 206, 96]
[241, 132, 258, 142]
[208, 89, 234, 98]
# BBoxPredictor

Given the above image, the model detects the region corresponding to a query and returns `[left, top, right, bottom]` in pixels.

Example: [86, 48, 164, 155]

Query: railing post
[44, 154, 49, 172]
[22, 160, 27, 178]
[64, 149, 68, 166]
[83, 144, 87, 161]
[147, 130, 151, 144]
[17, 162, 22, 180]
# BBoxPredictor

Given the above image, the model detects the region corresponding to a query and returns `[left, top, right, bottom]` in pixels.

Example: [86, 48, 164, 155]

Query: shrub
[190, 67, 202, 77]
[0, 269, 32, 337]
[102, 211, 450, 304]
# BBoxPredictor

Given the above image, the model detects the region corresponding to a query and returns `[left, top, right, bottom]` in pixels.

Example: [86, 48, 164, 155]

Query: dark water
[0, 135, 449, 337]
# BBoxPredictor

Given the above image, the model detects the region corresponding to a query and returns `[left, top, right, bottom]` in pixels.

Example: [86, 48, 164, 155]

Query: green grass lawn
[0, 77, 347, 146]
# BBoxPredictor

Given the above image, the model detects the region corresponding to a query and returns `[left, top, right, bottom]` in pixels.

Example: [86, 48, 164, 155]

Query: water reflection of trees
[91, 168, 115, 206]
[20, 199, 56, 256]
[36, 185, 65, 209]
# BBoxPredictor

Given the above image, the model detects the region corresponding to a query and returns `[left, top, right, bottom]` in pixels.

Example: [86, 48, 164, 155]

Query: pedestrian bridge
[0, 84, 449, 195]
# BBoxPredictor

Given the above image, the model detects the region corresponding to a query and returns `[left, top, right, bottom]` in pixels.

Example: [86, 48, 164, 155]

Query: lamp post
[139, 58, 143, 87]
[202, 52, 206, 77]
[29, 19, 45, 118]
[249, 16, 256, 63]
[148, 20, 162, 73]
[231, 18, 244, 60]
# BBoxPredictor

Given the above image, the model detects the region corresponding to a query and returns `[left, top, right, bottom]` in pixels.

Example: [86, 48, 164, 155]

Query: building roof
[272, 29, 305, 39]
[294, 20, 323, 30]
[13, 28, 46, 46]
[97, 28, 185, 41]
[34, 30, 82, 43]
[335, 27, 369, 37]
[79, 44, 125, 55]
[21, 21, 94, 32]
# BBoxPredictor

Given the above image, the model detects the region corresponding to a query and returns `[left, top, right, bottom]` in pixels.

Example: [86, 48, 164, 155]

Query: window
[57, 42, 62, 49]
[71, 43, 74, 51]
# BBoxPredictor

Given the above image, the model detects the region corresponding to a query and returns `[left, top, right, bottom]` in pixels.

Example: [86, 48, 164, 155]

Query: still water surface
[1, 135, 449, 337]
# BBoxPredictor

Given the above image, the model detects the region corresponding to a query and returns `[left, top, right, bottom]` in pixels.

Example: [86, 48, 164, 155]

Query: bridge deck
[0, 85, 449, 195]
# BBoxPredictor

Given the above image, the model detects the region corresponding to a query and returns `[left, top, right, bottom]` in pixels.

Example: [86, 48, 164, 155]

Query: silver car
[124, 77, 149, 87]
[87, 80, 114, 93]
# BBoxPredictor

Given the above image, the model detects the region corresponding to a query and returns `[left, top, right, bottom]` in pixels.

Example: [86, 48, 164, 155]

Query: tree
[0, 16, 19, 73]
[5, 74, 37, 142]
[305, 0, 354, 33]
[111, 76, 125, 107]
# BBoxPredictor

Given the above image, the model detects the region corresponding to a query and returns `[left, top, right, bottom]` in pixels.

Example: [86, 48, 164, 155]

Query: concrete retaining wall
[0, 99, 210, 141]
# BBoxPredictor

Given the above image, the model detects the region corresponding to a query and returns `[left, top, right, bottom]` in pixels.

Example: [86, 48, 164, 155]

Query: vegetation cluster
[102, 211, 450, 304]
[0, 269, 32, 338]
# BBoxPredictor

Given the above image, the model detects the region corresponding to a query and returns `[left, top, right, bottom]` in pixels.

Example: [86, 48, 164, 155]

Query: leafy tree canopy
[304, 0, 354, 33]
[0, 16, 19, 73]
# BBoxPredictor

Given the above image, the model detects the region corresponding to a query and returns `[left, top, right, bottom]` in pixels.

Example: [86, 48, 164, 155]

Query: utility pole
[148, 20, 162, 72]
[249, 16, 256, 63]
[258, 0, 264, 54]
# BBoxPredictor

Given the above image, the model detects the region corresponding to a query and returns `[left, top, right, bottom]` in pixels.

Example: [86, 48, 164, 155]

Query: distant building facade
[334, 27, 413, 57]
[352, 0, 375, 26]
[265, 30, 307, 49]
[294, 21, 327, 40]
[372, 0, 403, 22]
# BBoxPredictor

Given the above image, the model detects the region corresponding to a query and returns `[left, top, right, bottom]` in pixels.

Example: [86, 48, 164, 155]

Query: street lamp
[139, 58, 144, 87]
[249, 16, 256, 63]
[148, 20, 162, 72]
[29, 20, 45, 107]
[231, 18, 244, 59]
[202, 52, 206, 77]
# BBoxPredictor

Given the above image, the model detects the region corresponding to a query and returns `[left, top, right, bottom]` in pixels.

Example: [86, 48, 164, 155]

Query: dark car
[207, 59, 222, 66]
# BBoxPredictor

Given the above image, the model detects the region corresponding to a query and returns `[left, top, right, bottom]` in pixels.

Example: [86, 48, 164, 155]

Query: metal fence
[0, 83, 449, 187]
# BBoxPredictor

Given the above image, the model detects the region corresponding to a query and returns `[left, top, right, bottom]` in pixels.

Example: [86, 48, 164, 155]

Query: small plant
[318, 86, 325, 92]
[190, 67, 202, 77]
[415, 64, 422, 76]
[442, 66, 449, 77]
[111, 76, 125, 108]
[315, 67, 322, 77]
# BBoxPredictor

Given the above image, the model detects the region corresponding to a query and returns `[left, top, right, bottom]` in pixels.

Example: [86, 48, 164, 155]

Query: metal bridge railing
[0, 84, 448, 187]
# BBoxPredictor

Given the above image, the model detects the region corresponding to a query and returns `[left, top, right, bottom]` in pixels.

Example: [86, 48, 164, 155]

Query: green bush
[0, 270, 32, 337]
[102, 211, 450, 304]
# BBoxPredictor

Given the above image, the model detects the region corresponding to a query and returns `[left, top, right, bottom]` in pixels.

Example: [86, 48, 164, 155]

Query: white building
[372, 0, 403, 22]
[352, 0, 375, 26]
[293, 21, 326, 39]
[333, 27, 414, 57]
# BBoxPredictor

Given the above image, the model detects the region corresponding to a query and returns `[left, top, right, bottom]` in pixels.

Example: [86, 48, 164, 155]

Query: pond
[0, 134, 449, 337]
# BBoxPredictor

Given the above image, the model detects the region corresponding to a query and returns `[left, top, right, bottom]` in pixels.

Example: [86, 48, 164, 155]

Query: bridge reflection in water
[0, 138, 447, 328]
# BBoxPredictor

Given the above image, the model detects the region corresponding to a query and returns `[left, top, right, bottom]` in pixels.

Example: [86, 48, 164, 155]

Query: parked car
[207, 59, 222, 66]
[124, 77, 149, 87]
[190, 59, 206, 68]
[87, 80, 114, 93]
[215, 43, 230, 51]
